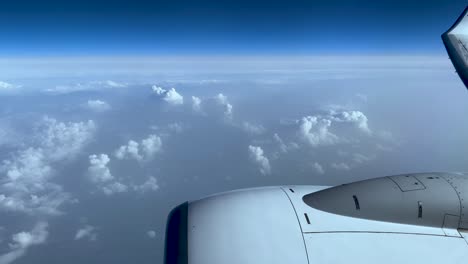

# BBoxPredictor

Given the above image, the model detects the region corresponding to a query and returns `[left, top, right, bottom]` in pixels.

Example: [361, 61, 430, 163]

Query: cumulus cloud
[242, 122, 265, 135]
[115, 134, 162, 162]
[88, 154, 113, 183]
[273, 133, 299, 153]
[37, 117, 96, 161]
[74, 225, 97, 241]
[0, 222, 48, 264]
[331, 110, 371, 134]
[133, 176, 159, 193]
[299, 116, 338, 146]
[151, 85, 166, 95]
[311, 162, 325, 174]
[102, 182, 128, 195]
[299, 110, 371, 147]
[192, 96, 202, 112]
[165, 88, 184, 105]
[86, 100, 111, 112]
[151, 86, 184, 105]
[0, 117, 95, 215]
[115, 140, 142, 161]
[248, 145, 271, 175]
[87, 154, 129, 195]
[215, 93, 233, 117]
[147, 230, 156, 239]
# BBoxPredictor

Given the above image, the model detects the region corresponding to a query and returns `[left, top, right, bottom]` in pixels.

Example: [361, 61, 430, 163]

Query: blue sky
[0, 0, 466, 55]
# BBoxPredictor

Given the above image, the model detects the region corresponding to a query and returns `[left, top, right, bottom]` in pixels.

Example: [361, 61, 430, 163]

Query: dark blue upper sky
[0, 0, 467, 55]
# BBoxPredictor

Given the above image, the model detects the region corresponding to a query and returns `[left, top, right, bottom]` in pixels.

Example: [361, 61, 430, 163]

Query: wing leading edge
[443, 6, 468, 90]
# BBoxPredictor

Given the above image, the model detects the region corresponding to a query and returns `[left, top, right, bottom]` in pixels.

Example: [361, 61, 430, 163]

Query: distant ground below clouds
[0, 55, 467, 264]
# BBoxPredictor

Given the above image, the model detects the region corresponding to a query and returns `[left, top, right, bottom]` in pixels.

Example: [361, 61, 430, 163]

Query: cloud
[74, 225, 97, 241]
[311, 162, 325, 174]
[248, 145, 271, 175]
[87, 154, 129, 195]
[167, 123, 184, 134]
[215, 93, 233, 117]
[165, 88, 184, 105]
[115, 140, 142, 161]
[102, 182, 128, 195]
[0, 117, 95, 215]
[331, 110, 371, 134]
[330, 162, 351, 171]
[273, 133, 299, 153]
[151, 85, 166, 95]
[192, 96, 202, 112]
[46, 80, 126, 94]
[242, 122, 265, 135]
[299, 116, 338, 146]
[37, 117, 96, 161]
[133, 176, 159, 193]
[86, 100, 111, 112]
[0, 222, 48, 264]
[352, 153, 375, 164]
[0, 81, 20, 93]
[115, 134, 162, 162]
[147, 230, 156, 239]
[151, 86, 184, 105]
[88, 154, 113, 183]
[299, 110, 371, 147]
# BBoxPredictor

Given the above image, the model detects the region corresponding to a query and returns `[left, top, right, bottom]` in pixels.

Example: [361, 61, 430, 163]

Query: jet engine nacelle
[165, 173, 468, 264]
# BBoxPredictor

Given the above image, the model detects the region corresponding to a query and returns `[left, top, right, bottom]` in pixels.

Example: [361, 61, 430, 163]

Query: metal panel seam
[280, 187, 310, 264]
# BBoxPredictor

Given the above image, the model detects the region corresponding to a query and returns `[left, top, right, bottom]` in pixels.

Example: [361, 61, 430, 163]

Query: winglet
[442, 6, 468, 90]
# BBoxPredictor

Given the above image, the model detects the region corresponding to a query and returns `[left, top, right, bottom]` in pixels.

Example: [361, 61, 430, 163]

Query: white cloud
[215, 93, 228, 105]
[299, 116, 338, 146]
[86, 100, 111, 112]
[102, 182, 128, 195]
[151, 85, 166, 95]
[115, 140, 142, 161]
[0, 81, 20, 93]
[242, 122, 265, 135]
[215, 93, 233, 117]
[115, 134, 162, 162]
[87, 154, 129, 195]
[248, 145, 271, 175]
[273, 133, 299, 153]
[299, 110, 372, 147]
[37, 117, 96, 161]
[74, 225, 97, 241]
[0, 117, 95, 215]
[0, 222, 48, 264]
[192, 96, 202, 112]
[164, 88, 184, 105]
[152, 86, 184, 105]
[331, 110, 371, 134]
[102, 80, 126, 88]
[88, 154, 113, 183]
[147, 230, 156, 239]
[47, 80, 126, 94]
[133, 176, 159, 193]
[331, 162, 351, 171]
[312, 162, 325, 174]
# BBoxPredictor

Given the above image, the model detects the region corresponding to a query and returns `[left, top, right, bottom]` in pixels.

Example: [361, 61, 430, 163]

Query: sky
[0, 0, 467, 55]
[1, 1, 468, 264]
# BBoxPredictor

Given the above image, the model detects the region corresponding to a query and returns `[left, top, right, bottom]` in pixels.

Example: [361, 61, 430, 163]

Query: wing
[443, 6, 468, 89]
